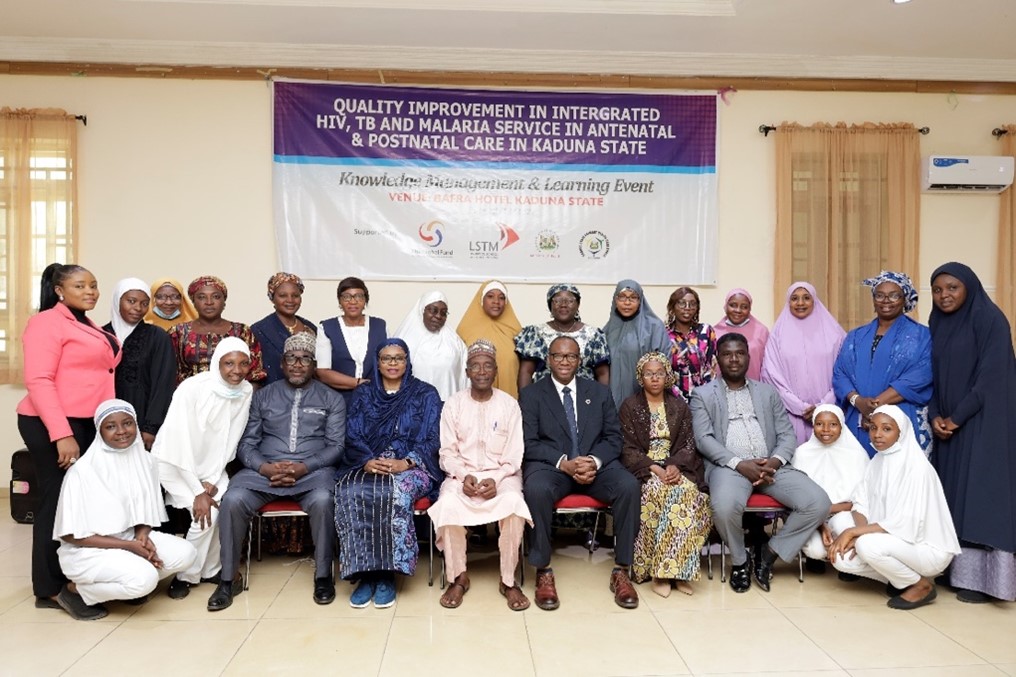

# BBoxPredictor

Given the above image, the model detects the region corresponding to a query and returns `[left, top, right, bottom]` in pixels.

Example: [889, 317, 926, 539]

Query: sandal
[499, 581, 531, 611]
[440, 576, 470, 609]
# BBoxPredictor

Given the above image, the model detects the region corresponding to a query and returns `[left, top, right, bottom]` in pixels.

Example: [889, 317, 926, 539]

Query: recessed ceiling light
[891, 0, 913, 4]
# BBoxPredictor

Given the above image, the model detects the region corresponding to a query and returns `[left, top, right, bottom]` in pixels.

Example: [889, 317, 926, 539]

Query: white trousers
[831, 532, 954, 589]
[178, 508, 221, 584]
[802, 511, 856, 560]
[438, 516, 525, 588]
[59, 531, 197, 606]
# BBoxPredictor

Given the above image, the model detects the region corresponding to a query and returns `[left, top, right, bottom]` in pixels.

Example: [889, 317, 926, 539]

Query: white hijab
[394, 290, 467, 401]
[790, 404, 869, 503]
[152, 337, 253, 507]
[851, 405, 960, 554]
[108, 277, 150, 344]
[54, 399, 167, 540]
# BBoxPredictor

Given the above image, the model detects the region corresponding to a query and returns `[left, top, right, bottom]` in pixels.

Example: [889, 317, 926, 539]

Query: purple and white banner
[272, 80, 718, 284]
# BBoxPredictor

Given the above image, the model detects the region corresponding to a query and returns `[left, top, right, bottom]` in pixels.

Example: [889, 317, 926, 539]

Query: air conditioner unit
[922, 155, 1015, 193]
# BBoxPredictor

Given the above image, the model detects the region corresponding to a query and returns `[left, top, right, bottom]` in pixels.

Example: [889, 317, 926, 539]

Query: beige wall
[0, 74, 1010, 482]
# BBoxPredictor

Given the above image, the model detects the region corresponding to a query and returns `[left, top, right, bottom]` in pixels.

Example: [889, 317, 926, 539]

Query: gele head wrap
[862, 270, 917, 313]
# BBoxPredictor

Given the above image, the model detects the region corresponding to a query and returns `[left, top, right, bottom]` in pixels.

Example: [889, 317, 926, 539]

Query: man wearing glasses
[519, 335, 641, 610]
[209, 332, 346, 611]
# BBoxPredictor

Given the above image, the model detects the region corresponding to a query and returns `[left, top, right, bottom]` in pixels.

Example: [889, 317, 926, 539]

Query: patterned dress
[168, 321, 267, 385]
[514, 323, 610, 384]
[668, 323, 717, 402]
[630, 403, 712, 583]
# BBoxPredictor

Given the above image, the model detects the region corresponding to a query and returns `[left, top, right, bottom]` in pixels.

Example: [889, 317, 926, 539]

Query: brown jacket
[618, 390, 708, 492]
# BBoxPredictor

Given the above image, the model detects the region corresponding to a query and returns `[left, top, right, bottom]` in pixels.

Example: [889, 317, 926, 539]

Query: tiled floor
[2, 503, 1015, 677]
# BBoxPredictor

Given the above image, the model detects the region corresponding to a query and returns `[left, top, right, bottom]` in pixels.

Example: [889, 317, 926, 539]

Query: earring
[58, 295, 64, 301]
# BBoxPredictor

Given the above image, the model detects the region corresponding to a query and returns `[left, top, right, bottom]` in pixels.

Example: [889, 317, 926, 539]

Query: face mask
[153, 306, 181, 320]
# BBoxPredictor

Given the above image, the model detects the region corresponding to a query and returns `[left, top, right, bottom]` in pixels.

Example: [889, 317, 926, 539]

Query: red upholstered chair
[718, 493, 804, 583]
[244, 499, 308, 590]
[520, 494, 611, 586]
[413, 497, 438, 587]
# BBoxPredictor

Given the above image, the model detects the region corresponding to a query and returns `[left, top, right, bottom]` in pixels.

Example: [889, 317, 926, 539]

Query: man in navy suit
[519, 335, 640, 610]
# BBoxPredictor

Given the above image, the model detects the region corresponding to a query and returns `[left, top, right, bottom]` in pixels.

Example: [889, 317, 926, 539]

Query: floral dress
[168, 321, 266, 385]
[514, 323, 610, 384]
[631, 403, 712, 583]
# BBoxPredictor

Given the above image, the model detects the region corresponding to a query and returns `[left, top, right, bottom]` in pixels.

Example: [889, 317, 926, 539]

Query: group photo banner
[272, 79, 718, 284]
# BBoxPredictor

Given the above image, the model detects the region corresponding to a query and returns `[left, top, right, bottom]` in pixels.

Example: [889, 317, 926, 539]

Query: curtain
[774, 122, 921, 329]
[997, 125, 1016, 346]
[0, 108, 79, 384]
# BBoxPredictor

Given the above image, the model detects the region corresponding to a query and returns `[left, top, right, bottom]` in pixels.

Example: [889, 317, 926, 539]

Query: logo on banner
[469, 222, 521, 260]
[578, 230, 610, 259]
[530, 230, 561, 259]
[418, 221, 445, 248]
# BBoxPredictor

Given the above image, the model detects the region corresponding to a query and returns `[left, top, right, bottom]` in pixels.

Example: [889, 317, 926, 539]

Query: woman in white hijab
[395, 290, 467, 401]
[53, 400, 197, 620]
[153, 337, 253, 599]
[829, 404, 961, 609]
[790, 404, 869, 565]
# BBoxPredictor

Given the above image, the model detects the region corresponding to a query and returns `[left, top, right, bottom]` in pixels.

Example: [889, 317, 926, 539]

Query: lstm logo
[418, 221, 445, 248]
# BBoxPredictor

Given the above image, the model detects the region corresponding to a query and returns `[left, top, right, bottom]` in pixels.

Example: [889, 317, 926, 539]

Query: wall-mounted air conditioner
[922, 155, 1015, 193]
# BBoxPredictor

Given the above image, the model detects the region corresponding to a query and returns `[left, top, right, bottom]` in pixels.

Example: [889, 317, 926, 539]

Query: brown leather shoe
[534, 568, 560, 611]
[610, 569, 639, 609]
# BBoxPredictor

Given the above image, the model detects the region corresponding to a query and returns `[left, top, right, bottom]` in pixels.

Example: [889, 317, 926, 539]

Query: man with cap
[428, 340, 533, 611]
[208, 331, 346, 610]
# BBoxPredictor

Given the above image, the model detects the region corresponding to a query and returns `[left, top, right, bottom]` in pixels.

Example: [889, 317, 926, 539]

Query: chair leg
[705, 542, 713, 580]
[798, 549, 804, 583]
[427, 516, 435, 587]
[256, 513, 263, 562]
[245, 517, 253, 591]
[518, 538, 526, 587]
[721, 541, 727, 583]
[589, 511, 601, 557]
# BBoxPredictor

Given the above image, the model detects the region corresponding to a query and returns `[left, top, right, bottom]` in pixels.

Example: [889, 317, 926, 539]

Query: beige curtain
[774, 122, 921, 329]
[997, 125, 1016, 346]
[0, 108, 79, 384]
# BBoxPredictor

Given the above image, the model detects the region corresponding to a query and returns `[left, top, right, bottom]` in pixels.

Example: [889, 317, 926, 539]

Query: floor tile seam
[56, 612, 129, 676]
[765, 598, 851, 673]
[375, 606, 399, 677]
[216, 617, 262, 677]
[645, 604, 694, 675]
[908, 608, 1000, 666]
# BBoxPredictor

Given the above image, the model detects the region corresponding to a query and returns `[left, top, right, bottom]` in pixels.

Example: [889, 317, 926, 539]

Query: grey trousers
[707, 465, 831, 566]
[218, 486, 336, 580]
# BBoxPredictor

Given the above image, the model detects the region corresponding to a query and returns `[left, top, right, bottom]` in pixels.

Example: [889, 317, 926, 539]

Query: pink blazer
[16, 303, 121, 441]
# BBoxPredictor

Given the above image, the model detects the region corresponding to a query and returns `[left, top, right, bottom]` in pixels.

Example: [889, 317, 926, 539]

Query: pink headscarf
[761, 282, 846, 444]
[714, 288, 769, 381]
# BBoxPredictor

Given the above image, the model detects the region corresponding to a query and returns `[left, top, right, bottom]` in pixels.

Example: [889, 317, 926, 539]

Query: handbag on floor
[10, 449, 38, 524]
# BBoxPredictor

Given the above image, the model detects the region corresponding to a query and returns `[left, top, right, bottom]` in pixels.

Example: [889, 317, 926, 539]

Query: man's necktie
[562, 386, 580, 459]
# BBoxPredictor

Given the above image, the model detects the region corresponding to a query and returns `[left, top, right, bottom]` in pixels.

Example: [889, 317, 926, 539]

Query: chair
[413, 497, 437, 587]
[244, 499, 308, 590]
[520, 494, 611, 586]
[718, 493, 804, 583]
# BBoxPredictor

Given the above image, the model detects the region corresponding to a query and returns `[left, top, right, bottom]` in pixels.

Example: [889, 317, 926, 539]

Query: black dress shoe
[168, 576, 192, 600]
[207, 581, 236, 612]
[313, 577, 336, 605]
[753, 555, 773, 592]
[838, 572, 860, 582]
[729, 563, 752, 593]
[804, 558, 827, 575]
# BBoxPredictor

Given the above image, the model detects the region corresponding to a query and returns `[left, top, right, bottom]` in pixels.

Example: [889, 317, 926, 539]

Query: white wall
[0, 74, 1010, 482]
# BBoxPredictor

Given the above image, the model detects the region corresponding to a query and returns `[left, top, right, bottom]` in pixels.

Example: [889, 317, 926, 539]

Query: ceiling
[2, 0, 1015, 81]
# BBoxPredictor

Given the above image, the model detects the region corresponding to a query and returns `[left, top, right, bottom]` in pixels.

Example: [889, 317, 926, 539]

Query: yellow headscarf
[144, 278, 198, 331]
[456, 280, 522, 398]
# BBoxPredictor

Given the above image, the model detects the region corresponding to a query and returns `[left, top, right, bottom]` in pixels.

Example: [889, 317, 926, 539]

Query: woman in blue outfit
[316, 276, 387, 405]
[334, 338, 442, 609]
[833, 270, 933, 457]
[251, 272, 317, 385]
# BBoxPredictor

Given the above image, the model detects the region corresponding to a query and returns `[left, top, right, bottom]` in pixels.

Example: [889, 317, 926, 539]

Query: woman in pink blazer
[16, 263, 121, 619]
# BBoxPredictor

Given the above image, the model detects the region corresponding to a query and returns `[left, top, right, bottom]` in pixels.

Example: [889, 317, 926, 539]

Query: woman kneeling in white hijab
[829, 404, 960, 609]
[153, 337, 253, 599]
[53, 399, 197, 620]
[791, 405, 869, 567]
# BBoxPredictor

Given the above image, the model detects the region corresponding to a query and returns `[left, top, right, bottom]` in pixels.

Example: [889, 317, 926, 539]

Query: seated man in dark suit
[520, 335, 641, 610]
[208, 332, 346, 611]
[690, 332, 831, 593]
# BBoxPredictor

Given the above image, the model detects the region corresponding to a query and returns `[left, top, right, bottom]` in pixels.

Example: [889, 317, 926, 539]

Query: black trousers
[523, 463, 640, 569]
[18, 415, 95, 599]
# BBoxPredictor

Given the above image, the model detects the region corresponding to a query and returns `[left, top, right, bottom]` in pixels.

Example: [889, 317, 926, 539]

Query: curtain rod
[74, 115, 87, 126]
[758, 124, 929, 137]
[992, 127, 1009, 138]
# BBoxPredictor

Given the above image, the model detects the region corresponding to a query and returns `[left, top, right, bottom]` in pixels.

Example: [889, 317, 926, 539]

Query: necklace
[282, 318, 299, 334]
[551, 318, 579, 333]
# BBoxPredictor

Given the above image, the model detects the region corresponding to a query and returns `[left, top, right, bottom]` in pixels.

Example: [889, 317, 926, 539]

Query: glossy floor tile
[0, 499, 1014, 676]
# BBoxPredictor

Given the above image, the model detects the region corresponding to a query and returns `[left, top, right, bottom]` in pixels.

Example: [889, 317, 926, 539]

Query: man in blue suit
[520, 335, 640, 610]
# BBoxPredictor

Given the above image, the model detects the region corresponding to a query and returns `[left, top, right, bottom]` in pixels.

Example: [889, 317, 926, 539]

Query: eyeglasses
[466, 363, 496, 374]
[154, 293, 181, 302]
[379, 355, 407, 365]
[675, 301, 698, 309]
[548, 352, 580, 363]
[616, 293, 640, 303]
[642, 370, 667, 380]
[340, 293, 366, 302]
[873, 292, 903, 302]
[551, 297, 577, 307]
[283, 354, 314, 366]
